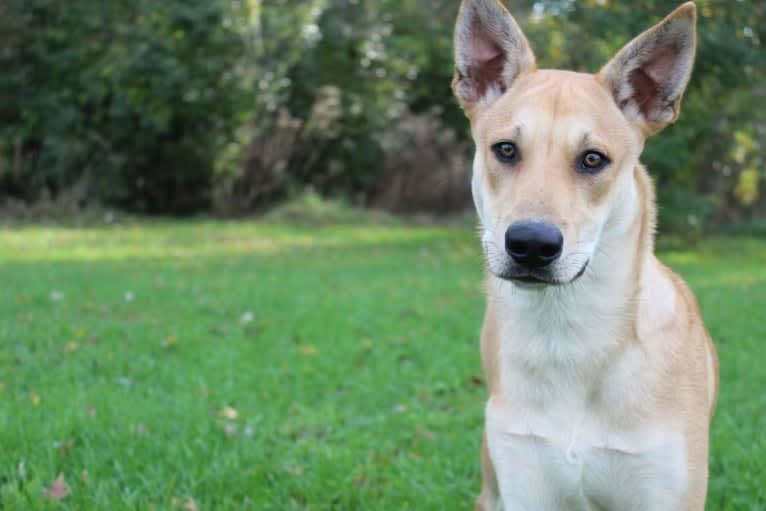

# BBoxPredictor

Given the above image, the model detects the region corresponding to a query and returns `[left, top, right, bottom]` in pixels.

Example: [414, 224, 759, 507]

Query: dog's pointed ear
[452, 0, 536, 113]
[599, 2, 697, 135]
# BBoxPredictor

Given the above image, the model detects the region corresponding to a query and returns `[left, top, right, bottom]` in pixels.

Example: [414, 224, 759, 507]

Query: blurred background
[1, 2, 765, 509]
[1, 0, 763, 233]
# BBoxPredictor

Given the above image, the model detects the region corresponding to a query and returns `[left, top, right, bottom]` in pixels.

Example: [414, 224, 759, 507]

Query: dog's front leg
[476, 429, 503, 511]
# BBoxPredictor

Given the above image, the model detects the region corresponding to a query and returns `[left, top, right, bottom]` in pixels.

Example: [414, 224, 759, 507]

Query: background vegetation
[2, 3, 764, 508]
[0, 0, 764, 227]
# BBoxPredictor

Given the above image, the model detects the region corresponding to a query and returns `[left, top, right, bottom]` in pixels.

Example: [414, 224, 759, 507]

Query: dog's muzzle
[498, 220, 588, 285]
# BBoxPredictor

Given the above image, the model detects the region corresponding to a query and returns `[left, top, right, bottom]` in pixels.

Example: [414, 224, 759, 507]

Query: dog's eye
[577, 151, 610, 174]
[492, 142, 520, 165]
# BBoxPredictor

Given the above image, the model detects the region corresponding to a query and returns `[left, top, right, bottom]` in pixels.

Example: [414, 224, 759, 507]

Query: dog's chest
[485, 398, 688, 511]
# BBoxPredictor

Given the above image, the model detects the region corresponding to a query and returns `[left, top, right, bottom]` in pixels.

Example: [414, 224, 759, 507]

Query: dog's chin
[494, 261, 589, 287]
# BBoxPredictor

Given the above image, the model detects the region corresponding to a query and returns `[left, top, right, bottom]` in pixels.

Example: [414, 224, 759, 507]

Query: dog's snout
[505, 221, 563, 268]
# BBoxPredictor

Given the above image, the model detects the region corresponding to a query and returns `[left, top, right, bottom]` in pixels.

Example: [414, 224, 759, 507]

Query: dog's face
[453, 0, 696, 285]
[470, 71, 644, 284]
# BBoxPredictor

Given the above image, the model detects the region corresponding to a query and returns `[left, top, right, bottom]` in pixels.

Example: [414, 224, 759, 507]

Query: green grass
[0, 220, 764, 510]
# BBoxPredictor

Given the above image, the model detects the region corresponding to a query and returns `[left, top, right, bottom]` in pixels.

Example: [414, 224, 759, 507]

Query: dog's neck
[489, 164, 655, 366]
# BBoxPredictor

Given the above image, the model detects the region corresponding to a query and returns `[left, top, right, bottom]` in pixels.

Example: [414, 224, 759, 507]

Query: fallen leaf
[50, 291, 64, 301]
[220, 406, 239, 420]
[221, 422, 238, 438]
[55, 439, 76, 456]
[283, 465, 304, 476]
[30, 392, 40, 406]
[81, 470, 89, 483]
[87, 406, 97, 417]
[468, 375, 484, 387]
[416, 425, 437, 441]
[299, 345, 318, 357]
[0, 381, 6, 392]
[393, 404, 407, 414]
[240, 311, 254, 325]
[184, 498, 200, 511]
[124, 291, 135, 302]
[42, 474, 69, 500]
[161, 335, 178, 349]
[65, 341, 79, 353]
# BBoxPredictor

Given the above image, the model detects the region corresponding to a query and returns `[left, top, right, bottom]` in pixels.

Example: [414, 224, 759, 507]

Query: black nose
[505, 221, 563, 268]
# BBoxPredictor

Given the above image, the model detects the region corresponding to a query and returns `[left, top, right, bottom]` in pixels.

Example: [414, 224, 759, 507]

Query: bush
[0, 0, 244, 213]
[0, 0, 763, 229]
[368, 108, 472, 214]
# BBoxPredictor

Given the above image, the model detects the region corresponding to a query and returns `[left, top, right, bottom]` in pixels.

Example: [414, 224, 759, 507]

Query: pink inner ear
[469, 33, 503, 62]
[644, 47, 679, 86]
[626, 44, 683, 120]
[467, 30, 506, 98]
[628, 67, 662, 118]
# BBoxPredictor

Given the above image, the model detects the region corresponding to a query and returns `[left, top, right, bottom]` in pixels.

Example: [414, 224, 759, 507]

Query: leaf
[161, 335, 178, 349]
[468, 375, 484, 386]
[42, 474, 70, 501]
[416, 425, 437, 442]
[283, 465, 304, 476]
[221, 422, 238, 438]
[299, 345, 318, 357]
[55, 439, 76, 456]
[220, 406, 239, 420]
[30, 392, 40, 406]
[65, 341, 79, 353]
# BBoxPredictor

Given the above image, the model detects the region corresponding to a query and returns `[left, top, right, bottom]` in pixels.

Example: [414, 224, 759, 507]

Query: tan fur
[451, 2, 718, 510]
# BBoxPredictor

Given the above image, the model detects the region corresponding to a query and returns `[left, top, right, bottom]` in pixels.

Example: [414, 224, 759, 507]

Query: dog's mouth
[498, 261, 589, 286]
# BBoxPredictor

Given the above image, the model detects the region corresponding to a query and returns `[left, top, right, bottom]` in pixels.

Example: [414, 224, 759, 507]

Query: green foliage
[0, 0, 244, 212]
[1, 0, 763, 226]
[263, 189, 400, 226]
[528, 0, 766, 229]
[0, 221, 765, 508]
[249, 0, 765, 227]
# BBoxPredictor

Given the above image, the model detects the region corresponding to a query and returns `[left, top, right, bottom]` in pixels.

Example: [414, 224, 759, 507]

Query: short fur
[451, 2, 718, 510]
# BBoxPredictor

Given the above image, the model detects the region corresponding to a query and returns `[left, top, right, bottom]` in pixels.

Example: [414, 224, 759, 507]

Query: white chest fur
[485, 398, 688, 511]
[485, 272, 688, 511]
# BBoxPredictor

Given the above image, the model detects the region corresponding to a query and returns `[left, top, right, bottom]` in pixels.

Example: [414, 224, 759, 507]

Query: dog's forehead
[476, 70, 627, 143]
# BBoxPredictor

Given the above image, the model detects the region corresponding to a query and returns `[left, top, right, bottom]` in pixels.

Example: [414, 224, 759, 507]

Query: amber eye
[577, 150, 610, 174]
[491, 142, 520, 165]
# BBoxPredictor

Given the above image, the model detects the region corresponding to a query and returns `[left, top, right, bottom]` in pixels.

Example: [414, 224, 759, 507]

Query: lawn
[0, 220, 764, 510]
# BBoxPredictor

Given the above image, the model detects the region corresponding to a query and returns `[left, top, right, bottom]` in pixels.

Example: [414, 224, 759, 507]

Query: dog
[451, 1, 719, 509]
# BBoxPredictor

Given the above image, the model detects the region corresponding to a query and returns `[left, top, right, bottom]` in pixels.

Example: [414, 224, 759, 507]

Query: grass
[0, 219, 764, 510]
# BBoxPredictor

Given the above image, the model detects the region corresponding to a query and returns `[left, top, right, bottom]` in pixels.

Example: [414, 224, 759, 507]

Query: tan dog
[451, 1, 718, 509]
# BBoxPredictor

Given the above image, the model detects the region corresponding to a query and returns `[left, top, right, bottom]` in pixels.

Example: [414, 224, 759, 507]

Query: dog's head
[453, 1, 696, 286]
